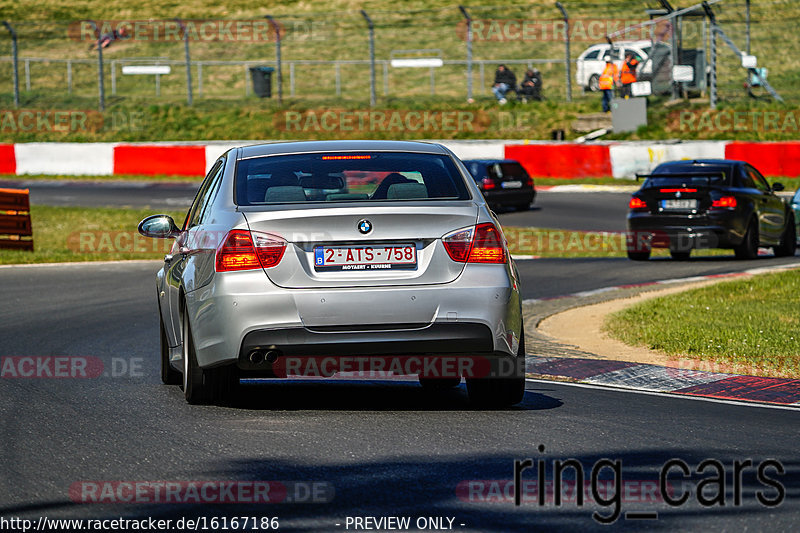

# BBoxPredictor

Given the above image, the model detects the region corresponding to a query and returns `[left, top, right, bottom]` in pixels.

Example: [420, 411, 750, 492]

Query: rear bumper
[235, 323, 510, 378]
[184, 264, 522, 368]
[239, 322, 493, 361]
[627, 212, 744, 250]
[483, 188, 536, 207]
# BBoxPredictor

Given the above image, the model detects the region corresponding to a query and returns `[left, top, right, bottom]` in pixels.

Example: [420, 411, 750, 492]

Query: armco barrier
[504, 143, 613, 178]
[113, 145, 207, 176]
[3, 140, 800, 179]
[724, 142, 800, 177]
[0, 144, 15, 174]
[0, 188, 33, 251]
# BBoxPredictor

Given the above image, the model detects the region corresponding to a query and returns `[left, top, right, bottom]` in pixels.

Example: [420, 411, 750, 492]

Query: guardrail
[0, 188, 33, 251]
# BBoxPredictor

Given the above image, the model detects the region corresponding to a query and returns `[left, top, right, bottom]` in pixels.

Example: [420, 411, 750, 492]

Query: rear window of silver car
[235, 152, 471, 205]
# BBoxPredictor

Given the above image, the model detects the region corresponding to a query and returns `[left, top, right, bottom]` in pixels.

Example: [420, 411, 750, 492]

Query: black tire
[160, 316, 181, 385]
[588, 74, 600, 92]
[466, 330, 526, 408]
[209, 365, 242, 405]
[627, 250, 651, 261]
[773, 214, 797, 257]
[734, 219, 759, 260]
[182, 307, 215, 404]
[419, 376, 461, 390]
[670, 250, 691, 261]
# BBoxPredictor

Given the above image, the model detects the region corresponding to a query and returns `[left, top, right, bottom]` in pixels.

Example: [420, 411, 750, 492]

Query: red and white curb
[525, 356, 800, 407]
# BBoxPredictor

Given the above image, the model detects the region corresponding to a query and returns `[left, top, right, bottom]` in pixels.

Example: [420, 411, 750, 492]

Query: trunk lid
[243, 203, 478, 289]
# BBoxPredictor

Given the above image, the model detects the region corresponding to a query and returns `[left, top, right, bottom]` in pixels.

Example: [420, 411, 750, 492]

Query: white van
[576, 40, 653, 91]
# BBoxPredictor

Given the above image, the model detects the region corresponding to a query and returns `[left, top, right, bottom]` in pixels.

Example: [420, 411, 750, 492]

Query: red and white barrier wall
[2, 140, 800, 178]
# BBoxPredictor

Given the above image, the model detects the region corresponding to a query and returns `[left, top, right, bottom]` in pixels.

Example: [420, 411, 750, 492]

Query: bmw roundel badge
[357, 219, 372, 234]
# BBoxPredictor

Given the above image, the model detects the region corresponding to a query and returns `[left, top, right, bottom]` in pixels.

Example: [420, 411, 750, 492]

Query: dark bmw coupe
[626, 159, 796, 260]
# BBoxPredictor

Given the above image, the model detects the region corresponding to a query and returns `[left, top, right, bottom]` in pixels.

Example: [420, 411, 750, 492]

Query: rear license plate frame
[314, 244, 418, 271]
[660, 199, 698, 210]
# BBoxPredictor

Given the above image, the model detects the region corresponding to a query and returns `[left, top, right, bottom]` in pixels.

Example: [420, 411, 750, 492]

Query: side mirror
[772, 182, 785, 192]
[138, 215, 181, 239]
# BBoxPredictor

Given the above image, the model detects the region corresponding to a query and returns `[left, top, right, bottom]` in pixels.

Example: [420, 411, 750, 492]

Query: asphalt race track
[0, 181, 799, 530]
[1, 260, 799, 530]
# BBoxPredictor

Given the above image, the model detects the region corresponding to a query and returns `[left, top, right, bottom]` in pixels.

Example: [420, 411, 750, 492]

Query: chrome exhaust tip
[248, 349, 265, 365]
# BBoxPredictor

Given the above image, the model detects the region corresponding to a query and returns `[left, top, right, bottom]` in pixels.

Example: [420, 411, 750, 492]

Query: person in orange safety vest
[620, 51, 639, 98]
[599, 56, 619, 113]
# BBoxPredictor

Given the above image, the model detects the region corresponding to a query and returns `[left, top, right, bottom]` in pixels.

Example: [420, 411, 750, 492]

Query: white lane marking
[525, 378, 800, 412]
[572, 287, 618, 298]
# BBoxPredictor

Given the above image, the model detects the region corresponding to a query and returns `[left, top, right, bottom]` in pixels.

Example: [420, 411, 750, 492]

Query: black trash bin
[249, 67, 274, 98]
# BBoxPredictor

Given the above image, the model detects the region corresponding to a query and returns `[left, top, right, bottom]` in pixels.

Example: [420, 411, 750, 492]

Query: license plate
[661, 199, 697, 210]
[501, 180, 523, 189]
[314, 244, 417, 271]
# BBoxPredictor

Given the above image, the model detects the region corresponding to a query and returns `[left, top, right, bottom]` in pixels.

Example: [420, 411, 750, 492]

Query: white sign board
[390, 58, 444, 68]
[631, 81, 652, 97]
[122, 65, 172, 75]
[672, 65, 694, 82]
[741, 55, 757, 68]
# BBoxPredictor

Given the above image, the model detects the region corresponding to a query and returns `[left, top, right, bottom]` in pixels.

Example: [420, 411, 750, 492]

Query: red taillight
[470, 223, 506, 263]
[481, 178, 496, 190]
[443, 223, 507, 264]
[442, 227, 473, 262]
[525, 176, 534, 187]
[215, 229, 286, 272]
[629, 197, 648, 209]
[711, 196, 737, 209]
[659, 188, 697, 193]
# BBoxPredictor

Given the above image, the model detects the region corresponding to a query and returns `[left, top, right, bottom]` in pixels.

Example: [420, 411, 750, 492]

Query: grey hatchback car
[139, 141, 525, 406]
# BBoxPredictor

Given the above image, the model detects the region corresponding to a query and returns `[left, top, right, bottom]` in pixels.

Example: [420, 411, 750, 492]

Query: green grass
[603, 270, 800, 378]
[0, 205, 184, 264]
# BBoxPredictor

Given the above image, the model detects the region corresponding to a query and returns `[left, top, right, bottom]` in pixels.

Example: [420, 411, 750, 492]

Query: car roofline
[237, 140, 450, 160]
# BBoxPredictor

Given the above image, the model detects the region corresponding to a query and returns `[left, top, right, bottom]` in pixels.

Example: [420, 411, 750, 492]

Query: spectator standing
[520, 68, 543, 102]
[620, 51, 639, 98]
[492, 64, 517, 104]
[598, 56, 619, 113]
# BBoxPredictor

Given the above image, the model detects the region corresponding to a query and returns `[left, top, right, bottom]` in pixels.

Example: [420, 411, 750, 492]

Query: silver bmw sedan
[138, 140, 525, 407]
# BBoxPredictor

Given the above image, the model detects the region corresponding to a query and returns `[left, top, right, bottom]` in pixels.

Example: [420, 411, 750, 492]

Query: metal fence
[0, 0, 793, 109]
[0, 56, 568, 100]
